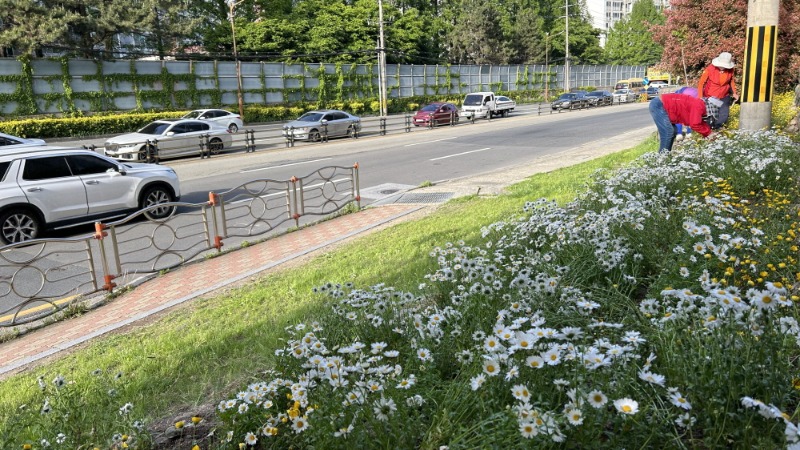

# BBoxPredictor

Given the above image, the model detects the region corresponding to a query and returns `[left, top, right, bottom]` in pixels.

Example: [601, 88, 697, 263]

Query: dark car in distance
[585, 90, 614, 106]
[413, 102, 459, 127]
[551, 93, 590, 110]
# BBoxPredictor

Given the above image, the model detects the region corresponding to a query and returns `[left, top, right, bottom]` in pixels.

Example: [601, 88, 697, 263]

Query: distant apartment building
[586, 0, 670, 46]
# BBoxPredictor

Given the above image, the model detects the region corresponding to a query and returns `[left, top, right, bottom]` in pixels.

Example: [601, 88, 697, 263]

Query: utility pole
[227, 0, 245, 119]
[564, 0, 570, 92]
[545, 33, 550, 102]
[377, 0, 388, 117]
[739, 0, 780, 130]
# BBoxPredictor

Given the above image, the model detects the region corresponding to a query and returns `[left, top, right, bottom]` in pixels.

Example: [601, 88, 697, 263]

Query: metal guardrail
[0, 164, 360, 327]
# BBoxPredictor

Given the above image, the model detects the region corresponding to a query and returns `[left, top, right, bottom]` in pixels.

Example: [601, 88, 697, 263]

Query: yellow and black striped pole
[739, 0, 780, 130]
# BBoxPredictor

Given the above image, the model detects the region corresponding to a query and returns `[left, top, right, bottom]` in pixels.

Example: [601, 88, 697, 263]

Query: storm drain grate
[394, 192, 454, 204]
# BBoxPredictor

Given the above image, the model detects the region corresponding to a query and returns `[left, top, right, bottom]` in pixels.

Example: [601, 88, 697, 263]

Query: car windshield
[463, 94, 483, 106]
[182, 111, 203, 119]
[586, 92, 601, 96]
[558, 94, 576, 100]
[138, 122, 173, 135]
[613, 90, 627, 95]
[297, 113, 324, 122]
[420, 104, 440, 112]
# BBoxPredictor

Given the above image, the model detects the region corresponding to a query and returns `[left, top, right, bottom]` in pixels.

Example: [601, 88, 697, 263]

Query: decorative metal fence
[0, 164, 360, 327]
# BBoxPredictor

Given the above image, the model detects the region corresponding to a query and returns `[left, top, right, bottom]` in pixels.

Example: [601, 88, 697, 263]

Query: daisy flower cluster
[216, 316, 430, 448]
[3, 370, 147, 449]
[213, 131, 799, 448]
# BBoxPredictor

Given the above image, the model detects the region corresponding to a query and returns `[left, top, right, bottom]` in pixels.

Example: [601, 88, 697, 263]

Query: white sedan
[0, 132, 46, 151]
[103, 119, 233, 161]
[182, 109, 244, 133]
[612, 89, 638, 103]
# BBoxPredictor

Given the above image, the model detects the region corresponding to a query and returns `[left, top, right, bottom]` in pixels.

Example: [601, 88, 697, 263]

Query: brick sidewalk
[0, 204, 423, 378]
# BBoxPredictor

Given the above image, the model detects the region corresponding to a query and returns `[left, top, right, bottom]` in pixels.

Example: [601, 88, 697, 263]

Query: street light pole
[545, 32, 550, 102]
[377, 0, 388, 117]
[227, 0, 245, 119]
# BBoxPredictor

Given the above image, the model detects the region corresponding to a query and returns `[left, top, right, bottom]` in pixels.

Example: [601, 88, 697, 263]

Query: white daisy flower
[613, 398, 639, 415]
[482, 358, 501, 377]
[669, 391, 692, 410]
[565, 408, 584, 426]
[244, 431, 258, 445]
[291, 416, 310, 433]
[586, 390, 608, 409]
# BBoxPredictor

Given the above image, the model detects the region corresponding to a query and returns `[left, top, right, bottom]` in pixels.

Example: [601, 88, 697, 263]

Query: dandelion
[40, 439, 50, 447]
[244, 431, 258, 445]
[52, 375, 65, 389]
[56, 433, 66, 444]
[118, 402, 134, 415]
[587, 390, 608, 409]
[613, 398, 639, 415]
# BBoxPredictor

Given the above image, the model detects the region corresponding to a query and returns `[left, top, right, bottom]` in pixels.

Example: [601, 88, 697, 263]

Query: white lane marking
[240, 158, 332, 173]
[430, 147, 491, 161]
[404, 137, 458, 147]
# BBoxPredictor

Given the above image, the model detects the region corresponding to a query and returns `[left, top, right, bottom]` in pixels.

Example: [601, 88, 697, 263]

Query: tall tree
[510, 7, 547, 63]
[604, 0, 664, 65]
[651, 0, 800, 90]
[444, 0, 513, 64]
[0, 0, 78, 56]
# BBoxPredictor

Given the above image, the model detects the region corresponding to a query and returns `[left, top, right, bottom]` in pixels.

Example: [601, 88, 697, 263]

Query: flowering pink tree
[651, 0, 800, 90]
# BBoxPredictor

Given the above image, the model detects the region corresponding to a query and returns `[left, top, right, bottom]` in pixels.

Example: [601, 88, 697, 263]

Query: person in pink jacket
[697, 52, 739, 129]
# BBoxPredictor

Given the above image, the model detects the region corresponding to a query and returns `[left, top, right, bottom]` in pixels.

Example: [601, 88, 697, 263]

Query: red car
[412, 102, 459, 127]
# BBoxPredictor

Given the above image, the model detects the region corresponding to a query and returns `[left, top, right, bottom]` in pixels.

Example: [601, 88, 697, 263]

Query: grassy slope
[0, 139, 652, 430]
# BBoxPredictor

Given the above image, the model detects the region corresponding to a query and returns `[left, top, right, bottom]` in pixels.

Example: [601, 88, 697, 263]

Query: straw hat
[711, 52, 735, 69]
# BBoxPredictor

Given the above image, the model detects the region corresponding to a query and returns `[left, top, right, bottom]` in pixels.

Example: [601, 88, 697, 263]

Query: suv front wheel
[0, 208, 42, 245]
[140, 186, 176, 220]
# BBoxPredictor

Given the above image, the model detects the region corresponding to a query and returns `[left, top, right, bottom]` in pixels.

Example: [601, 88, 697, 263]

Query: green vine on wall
[15, 55, 38, 115]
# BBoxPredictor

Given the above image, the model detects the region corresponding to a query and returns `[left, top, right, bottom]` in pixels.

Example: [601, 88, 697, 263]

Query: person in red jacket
[649, 93, 719, 153]
[697, 52, 739, 129]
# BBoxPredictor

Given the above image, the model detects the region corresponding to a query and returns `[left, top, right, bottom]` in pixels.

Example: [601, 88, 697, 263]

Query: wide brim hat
[712, 52, 735, 69]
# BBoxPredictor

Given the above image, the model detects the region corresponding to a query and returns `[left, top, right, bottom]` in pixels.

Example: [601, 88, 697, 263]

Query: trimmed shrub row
[0, 91, 548, 139]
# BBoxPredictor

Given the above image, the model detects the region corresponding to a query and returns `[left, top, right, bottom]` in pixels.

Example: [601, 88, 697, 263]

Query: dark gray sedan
[585, 90, 614, 106]
[551, 93, 590, 110]
[282, 110, 362, 142]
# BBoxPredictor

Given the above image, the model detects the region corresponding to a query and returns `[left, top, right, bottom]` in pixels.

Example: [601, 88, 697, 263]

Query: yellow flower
[192, 416, 202, 425]
[23, 445, 32, 450]
[792, 378, 800, 390]
[193, 446, 201, 450]
[175, 420, 185, 429]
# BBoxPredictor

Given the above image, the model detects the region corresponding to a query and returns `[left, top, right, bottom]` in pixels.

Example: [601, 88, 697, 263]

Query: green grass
[0, 139, 652, 445]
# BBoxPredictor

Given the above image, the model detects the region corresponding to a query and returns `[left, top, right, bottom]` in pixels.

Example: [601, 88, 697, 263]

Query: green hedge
[0, 92, 545, 139]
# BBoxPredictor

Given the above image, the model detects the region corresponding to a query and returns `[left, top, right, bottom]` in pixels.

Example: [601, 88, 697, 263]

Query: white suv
[0, 149, 181, 245]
